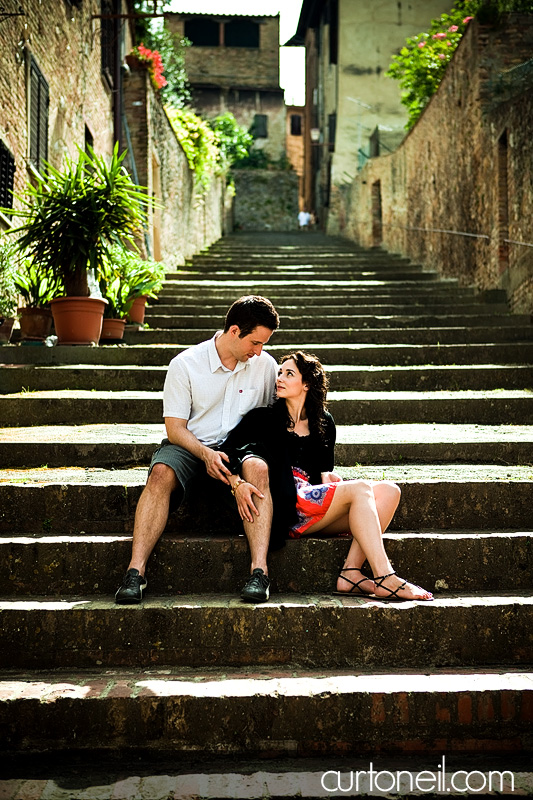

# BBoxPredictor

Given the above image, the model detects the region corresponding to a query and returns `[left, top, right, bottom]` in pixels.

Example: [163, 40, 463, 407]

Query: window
[100, 0, 115, 86]
[224, 20, 259, 48]
[329, 0, 338, 65]
[29, 57, 49, 173]
[0, 141, 15, 215]
[250, 114, 268, 138]
[184, 18, 220, 46]
[290, 114, 302, 136]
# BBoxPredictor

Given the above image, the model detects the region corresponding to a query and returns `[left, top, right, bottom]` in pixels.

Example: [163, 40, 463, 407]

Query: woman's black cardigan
[222, 404, 336, 549]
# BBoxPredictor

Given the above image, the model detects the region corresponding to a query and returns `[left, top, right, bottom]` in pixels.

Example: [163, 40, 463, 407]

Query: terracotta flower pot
[0, 317, 15, 345]
[127, 295, 148, 324]
[100, 317, 126, 342]
[18, 307, 53, 341]
[50, 297, 107, 345]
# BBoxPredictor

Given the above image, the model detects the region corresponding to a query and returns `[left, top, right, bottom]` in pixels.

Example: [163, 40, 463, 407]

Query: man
[115, 295, 280, 605]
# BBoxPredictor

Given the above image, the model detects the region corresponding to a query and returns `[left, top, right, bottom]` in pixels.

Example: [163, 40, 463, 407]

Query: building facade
[287, 0, 453, 230]
[166, 12, 287, 161]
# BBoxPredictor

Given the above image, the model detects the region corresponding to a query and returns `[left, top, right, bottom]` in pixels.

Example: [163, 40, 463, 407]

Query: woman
[224, 351, 433, 601]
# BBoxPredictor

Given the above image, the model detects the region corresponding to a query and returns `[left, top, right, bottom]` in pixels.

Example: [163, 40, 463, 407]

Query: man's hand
[234, 481, 264, 523]
[203, 447, 232, 483]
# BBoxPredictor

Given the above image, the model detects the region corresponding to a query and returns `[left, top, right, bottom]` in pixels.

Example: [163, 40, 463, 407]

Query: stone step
[1, 466, 531, 533]
[2, 342, 531, 366]
[2, 363, 531, 394]
[3, 753, 531, 797]
[144, 312, 525, 330]
[153, 301, 509, 316]
[1, 389, 532, 426]
[0, 593, 532, 670]
[2, 666, 531, 756]
[168, 270, 442, 282]
[123, 326, 533, 345]
[158, 284, 478, 300]
[2, 423, 531, 467]
[1, 532, 531, 596]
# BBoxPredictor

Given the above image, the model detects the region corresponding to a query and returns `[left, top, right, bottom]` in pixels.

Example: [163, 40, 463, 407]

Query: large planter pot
[100, 317, 126, 343]
[18, 307, 53, 341]
[50, 297, 107, 345]
[127, 295, 149, 324]
[0, 317, 15, 345]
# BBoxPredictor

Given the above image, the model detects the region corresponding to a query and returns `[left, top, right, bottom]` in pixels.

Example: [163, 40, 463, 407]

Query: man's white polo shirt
[163, 333, 277, 446]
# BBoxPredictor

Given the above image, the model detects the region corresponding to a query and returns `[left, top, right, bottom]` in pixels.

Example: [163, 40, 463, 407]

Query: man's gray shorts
[149, 439, 237, 512]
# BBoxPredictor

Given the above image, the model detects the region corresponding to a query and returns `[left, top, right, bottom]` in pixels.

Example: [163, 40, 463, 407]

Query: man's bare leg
[240, 458, 272, 573]
[116, 464, 179, 603]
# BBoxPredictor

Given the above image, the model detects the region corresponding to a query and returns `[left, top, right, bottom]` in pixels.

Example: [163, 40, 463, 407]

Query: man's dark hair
[224, 295, 279, 337]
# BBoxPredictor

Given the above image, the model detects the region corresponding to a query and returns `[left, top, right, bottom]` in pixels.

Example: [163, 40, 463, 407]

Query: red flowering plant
[129, 43, 168, 90]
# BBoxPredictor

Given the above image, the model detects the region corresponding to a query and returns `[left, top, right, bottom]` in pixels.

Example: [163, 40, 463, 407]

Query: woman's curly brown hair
[274, 351, 329, 439]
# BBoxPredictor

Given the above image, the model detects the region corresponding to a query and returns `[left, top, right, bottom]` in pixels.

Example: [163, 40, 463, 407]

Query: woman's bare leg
[304, 480, 432, 600]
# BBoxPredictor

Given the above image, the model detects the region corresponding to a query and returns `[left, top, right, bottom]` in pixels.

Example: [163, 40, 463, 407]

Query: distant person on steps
[115, 295, 280, 605]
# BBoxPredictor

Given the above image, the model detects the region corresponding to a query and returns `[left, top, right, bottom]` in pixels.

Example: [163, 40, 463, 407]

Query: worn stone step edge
[123, 327, 533, 345]
[1, 475, 532, 533]
[0, 593, 532, 670]
[1, 391, 532, 426]
[2, 666, 532, 757]
[3, 364, 532, 394]
[1, 343, 532, 366]
[153, 302, 510, 315]
[1, 532, 531, 596]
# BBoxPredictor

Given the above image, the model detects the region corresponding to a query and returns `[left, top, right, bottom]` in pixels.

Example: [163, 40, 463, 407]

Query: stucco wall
[232, 170, 299, 231]
[338, 15, 533, 314]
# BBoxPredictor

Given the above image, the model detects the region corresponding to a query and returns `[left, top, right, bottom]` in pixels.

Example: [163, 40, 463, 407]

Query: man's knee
[146, 463, 179, 495]
[242, 457, 269, 490]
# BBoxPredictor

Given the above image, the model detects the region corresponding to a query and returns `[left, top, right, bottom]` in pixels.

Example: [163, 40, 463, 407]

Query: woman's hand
[321, 471, 342, 484]
[232, 479, 265, 523]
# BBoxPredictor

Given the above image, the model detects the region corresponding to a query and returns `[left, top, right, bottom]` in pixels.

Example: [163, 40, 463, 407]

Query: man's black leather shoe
[241, 568, 270, 603]
[115, 568, 147, 604]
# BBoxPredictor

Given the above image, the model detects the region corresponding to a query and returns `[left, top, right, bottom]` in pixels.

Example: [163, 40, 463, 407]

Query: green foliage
[132, 2, 190, 107]
[99, 244, 166, 319]
[0, 238, 18, 317]
[13, 258, 61, 308]
[207, 113, 254, 170]
[4, 145, 153, 297]
[165, 105, 220, 190]
[386, 0, 533, 129]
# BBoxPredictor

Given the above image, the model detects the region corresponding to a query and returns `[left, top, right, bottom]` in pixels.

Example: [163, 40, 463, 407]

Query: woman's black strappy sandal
[333, 567, 376, 596]
[373, 571, 433, 602]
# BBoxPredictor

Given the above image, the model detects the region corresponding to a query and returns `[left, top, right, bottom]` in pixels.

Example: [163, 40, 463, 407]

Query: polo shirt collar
[209, 332, 249, 374]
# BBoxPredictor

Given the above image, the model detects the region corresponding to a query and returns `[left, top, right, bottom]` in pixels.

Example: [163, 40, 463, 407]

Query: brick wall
[123, 62, 225, 266]
[233, 169, 299, 231]
[337, 14, 533, 314]
[0, 0, 117, 221]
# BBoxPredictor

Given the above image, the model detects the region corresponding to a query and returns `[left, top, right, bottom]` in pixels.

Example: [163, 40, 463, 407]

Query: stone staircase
[0, 231, 532, 782]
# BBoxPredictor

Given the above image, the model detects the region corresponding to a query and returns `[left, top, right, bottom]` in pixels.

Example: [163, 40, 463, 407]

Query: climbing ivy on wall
[386, 0, 533, 129]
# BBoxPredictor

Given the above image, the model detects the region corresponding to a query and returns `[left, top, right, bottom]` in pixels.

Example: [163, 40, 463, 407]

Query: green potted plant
[4, 144, 152, 345]
[104, 244, 166, 326]
[14, 258, 61, 342]
[0, 239, 19, 344]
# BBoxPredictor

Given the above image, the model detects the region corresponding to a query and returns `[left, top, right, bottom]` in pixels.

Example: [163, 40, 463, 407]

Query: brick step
[1, 593, 532, 669]
[3, 363, 531, 395]
[1, 389, 532, 426]
[123, 326, 533, 346]
[2, 423, 532, 467]
[1, 467, 531, 533]
[143, 312, 525, 330]
[2, 666, 531, 757]
[152, 301, 509, 316]
[2, 342, 531, 366]
[1, 532, 531, 596]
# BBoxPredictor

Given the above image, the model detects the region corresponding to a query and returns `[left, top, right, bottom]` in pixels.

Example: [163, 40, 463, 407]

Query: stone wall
[232, 170, 299, 231]
[123, 62, 226, 267]
[338, 14, 533, 314]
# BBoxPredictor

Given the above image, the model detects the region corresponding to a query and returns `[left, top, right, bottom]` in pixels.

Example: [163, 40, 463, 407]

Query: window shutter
[0, 141, 16, 214]
[30, 58, 49, 172]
